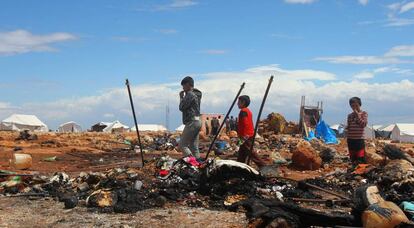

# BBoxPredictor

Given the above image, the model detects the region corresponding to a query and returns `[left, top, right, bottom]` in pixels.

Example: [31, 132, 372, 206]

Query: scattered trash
[43, 156, 57, 162]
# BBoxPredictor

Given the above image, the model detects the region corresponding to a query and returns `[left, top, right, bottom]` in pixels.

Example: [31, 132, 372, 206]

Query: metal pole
[247, 76, 274, 165]
[205, 82, 245, 159]
[125, 79, 145, 167]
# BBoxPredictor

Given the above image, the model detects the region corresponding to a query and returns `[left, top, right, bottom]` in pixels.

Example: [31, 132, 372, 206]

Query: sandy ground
[0, 197, 247, 228]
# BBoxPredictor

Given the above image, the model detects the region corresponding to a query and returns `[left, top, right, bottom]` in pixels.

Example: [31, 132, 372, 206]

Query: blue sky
[0, 0, 414, 130]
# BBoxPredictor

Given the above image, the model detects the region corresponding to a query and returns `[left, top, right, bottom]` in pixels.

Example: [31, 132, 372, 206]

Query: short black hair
[181, 76, 194, 87]
[349, 97, 362, 106]
[238, 95, 250, 107]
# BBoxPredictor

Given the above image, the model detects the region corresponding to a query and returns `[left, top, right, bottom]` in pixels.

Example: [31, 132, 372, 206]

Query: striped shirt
[347, 111, 368, 139]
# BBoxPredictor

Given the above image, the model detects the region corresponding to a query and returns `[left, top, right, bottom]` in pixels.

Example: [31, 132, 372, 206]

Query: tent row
[330, 123, 414, 143]
[0, 114, 171, 133]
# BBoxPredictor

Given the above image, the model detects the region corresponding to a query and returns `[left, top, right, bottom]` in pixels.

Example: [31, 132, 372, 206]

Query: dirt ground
[0, 131, 250, 227]
[1, 131, 397, 227]
[0, 197, 247, 228]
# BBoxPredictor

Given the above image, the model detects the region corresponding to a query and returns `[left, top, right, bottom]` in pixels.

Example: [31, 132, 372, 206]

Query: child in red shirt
[236, 95, 266, 167]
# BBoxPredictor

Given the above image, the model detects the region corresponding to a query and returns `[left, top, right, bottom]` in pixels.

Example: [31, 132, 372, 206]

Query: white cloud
[156, 29, 178, 34]
[358, 0, 369, 6]
[314, 56, 404, 65]
[353, 66, 413, 80]
[284, 0, 316, 4]
[315, 45, 414, 65]
[0, 30, 77, 55]
[385, 45, 414, 57]
[3, 64, 414, 129]
[155, 0, 197, 11]
[400, 1, 414, 13]
[353, 71, 374, 79]
[200, 49, 229, 55]
[385, 18, 414, 27]
[384, 2, 414, 27]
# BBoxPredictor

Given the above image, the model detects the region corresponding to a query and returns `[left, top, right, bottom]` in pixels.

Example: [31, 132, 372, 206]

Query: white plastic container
[10, 153, 32, 170]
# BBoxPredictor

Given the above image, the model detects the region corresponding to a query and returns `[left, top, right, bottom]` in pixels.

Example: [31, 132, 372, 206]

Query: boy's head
[181, 76, 194, 92]
[349, 97, 362, 111]
[238, 95, 250, 108]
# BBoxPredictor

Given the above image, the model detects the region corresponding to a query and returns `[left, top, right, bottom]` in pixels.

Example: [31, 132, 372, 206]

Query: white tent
[175, 124, 185, 132]
[376, 124, 395, 138]
[364, 126, 375, 139]
[0, 114, 48, 132]
[131, 124, 167, 132]
[372, 125, 383, 131]
[380, 124, 396, 132]
[103, 121, 129, 133]
[390, 124, 414, 143]
[58, 121, 82, 133]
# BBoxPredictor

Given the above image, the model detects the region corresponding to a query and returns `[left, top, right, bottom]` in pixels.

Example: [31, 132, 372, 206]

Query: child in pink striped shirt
[346, 97, 368, 166]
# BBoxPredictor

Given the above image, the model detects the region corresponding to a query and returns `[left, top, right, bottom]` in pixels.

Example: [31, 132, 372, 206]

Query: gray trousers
[179, 119, 201, 158]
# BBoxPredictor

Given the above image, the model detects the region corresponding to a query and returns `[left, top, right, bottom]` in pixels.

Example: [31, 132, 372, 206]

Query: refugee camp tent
[103, 121, 129, 133]
[175, 124, 185, 132]
[376, 124, 395, 139]
[58, 121, 82, 133]
[91, 122, 112, 132]
[364, 126, 375, 139]
[330, 124, 345, 137]
[0, 114, 48, 132]
[390, 124, 414, 143]
[131, 124, 167, 132]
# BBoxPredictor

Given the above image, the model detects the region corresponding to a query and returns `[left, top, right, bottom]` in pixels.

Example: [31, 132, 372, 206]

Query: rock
[259, 165, 279, 178]
[134, 180, 143, 191]
[365, 149, 384, 166]
[77, 182, 89, 192]
[64, 196, 78, 209]
[267, 113, 287, 134]
[143, 135, 153, 144]
[291, 141, 322, 170]
[155, 195, 167, 207]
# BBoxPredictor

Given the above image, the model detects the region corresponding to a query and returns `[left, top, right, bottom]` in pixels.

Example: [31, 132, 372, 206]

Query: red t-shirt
[238, 107, 254, 138]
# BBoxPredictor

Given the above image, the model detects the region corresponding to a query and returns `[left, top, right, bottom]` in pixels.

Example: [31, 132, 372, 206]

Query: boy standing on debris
[236, 95, 266, 167]
[179, 76, 202, 159]
[346, 97, 368, 166]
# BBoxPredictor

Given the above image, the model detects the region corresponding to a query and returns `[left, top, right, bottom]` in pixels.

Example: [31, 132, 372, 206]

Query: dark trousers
[347, 138, 366, 163]
[237, 138, 266, 167]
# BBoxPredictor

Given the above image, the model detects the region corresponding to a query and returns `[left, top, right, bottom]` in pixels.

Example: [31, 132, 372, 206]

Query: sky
[0, 0, 413, 130]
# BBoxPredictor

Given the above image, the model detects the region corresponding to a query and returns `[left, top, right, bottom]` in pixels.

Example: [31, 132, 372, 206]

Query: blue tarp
[315, 120, 338, 144]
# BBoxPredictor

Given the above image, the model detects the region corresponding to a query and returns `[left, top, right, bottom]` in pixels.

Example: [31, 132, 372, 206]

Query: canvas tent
[131, 124, 167, 132]
[390, 124, 414, 143]
[331, 124, 375, 139]
[58, 121, 82, 133]
[364, 126, 375, 140]
[103, 121, 129, 133]
[91, 122, 112, 132]
[0, 114, 48, 132]
[330, 124, 345, 137]
[376, 124, 395, 139]
[175, 124, 185, 132]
